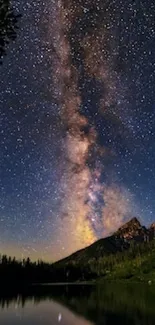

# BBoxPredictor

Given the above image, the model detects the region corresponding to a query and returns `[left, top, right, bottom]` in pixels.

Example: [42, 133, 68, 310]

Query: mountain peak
[54, 218, 155, 269]
[115, 217, 145, 239]
[125, 217, 141, 227]
[117, 217, 141, 230]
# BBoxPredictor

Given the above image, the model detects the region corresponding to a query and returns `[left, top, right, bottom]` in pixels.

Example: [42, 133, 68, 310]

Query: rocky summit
[54, 218, 155, 266]
[114, 217, 148, 241]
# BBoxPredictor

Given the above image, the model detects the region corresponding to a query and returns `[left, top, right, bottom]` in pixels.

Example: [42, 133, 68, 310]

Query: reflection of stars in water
[58, 313, 62, 322]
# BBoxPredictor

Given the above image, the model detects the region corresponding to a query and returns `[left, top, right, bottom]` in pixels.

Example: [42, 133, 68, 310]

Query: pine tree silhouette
[0, 0, 21, 63]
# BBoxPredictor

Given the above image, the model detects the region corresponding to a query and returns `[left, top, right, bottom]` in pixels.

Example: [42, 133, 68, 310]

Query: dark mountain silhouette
[0, 218, 155, 285]
[54, 217, 155, 267]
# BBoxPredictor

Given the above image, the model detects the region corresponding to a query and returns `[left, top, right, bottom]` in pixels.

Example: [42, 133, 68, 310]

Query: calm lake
[0, 283, 155, 325]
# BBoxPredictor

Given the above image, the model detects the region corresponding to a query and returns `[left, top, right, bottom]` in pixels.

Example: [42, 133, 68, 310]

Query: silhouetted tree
[0, 238, 155, 285]
[0, 0, 21, 63]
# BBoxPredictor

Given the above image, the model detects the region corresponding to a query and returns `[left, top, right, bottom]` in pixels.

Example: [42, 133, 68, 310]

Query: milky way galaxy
[1, 0, 155, 260]
[50, 0, 140, 253]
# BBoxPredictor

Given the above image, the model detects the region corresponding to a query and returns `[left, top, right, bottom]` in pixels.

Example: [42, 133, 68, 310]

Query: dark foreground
[0, 283, 155, 325]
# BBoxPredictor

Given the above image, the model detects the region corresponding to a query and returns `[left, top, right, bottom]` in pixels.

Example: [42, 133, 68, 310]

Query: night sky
[0, 0, 155, 261]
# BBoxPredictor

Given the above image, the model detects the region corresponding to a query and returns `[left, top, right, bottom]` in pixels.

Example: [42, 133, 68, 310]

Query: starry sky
[0, 0, 155, 261]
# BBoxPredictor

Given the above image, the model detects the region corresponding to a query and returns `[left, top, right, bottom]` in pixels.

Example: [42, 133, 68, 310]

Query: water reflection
[0, 283, 155, 325]
[0, 292, 93, 325]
